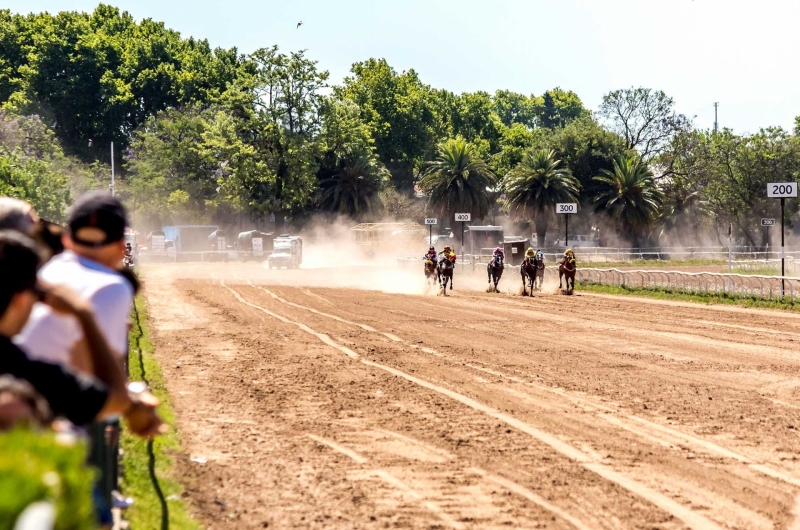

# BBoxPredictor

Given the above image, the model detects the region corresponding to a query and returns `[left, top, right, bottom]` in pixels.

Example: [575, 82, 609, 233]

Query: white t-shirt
[14, 251, 133, 365]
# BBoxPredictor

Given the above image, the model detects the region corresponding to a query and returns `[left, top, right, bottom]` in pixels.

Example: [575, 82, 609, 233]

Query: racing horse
[532, 251, 545, 291]
[423, 258, 438, 287]
[438, 255, 455, 293]
[520, 256, 537, 297]
[486, 255, 504, 292]
[559, 253, 577, 294]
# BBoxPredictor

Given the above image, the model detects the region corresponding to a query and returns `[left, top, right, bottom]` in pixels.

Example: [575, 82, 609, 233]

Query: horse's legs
[520, 270, 527, 296]
[559, 271, 564, 289]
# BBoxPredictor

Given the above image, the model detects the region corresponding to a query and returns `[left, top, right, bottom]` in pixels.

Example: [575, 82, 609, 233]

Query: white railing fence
[577, 268, 800, 302]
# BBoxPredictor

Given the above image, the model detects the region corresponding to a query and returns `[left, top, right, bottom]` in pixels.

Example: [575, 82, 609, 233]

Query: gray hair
[0, 197, 37, 235]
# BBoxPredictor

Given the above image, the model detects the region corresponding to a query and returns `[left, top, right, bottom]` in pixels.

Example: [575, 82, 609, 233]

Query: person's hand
[38, 282, 91, 316]
[124, 389, 167, 438]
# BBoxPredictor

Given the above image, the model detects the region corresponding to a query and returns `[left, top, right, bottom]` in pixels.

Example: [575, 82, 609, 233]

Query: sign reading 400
[454, 213, 471, 222]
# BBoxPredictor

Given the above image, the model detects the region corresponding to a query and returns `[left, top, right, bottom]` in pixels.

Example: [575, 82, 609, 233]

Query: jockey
[492, 246, 505, 261]
[564, 248, 576, 263]
[525, 247, 536, 260]
[424, 246, 438, 263]
[439, 245, 456, 262]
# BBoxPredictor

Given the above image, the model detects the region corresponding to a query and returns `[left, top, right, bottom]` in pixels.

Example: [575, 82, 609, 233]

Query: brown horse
[423, 258, 438, 287]
[559, 255, 576, 294]
[520, 256, 537, 297]
[487, 255, 504, 292]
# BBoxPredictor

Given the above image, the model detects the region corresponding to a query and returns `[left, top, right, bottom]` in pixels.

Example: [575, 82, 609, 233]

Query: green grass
[577, 282, 800, 312]
[123, 295, 199, 530]
[0, 429, 95, 530]
[581, 258, 725, 268]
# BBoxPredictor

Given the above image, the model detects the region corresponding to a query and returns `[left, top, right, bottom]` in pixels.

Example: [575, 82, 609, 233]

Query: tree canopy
[1, 4, 797, 250]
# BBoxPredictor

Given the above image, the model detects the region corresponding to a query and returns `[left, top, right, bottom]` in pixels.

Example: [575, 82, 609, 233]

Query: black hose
[132, 299, 170, 530]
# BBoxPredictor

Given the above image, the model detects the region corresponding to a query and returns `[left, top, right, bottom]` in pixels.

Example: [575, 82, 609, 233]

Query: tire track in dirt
[220, 280, 724, 530]
[251, 282, 800, 491]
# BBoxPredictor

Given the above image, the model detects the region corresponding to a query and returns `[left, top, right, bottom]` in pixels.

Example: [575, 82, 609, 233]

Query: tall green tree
[418, 138, 497, 220]
[502, 149, 580, 248]
[0, 6, 251, 160]
[319, 150, 388, 219]
[593, 155, 664, 247]
[336, 58, 439, 191]
[535, 88, 587, 128]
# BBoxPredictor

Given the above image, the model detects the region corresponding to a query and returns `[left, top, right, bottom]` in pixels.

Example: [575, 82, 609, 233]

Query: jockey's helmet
[565, 248, 574, 256]
[526, 247, 535, 256]
[443, 245, 451, 252]
[495, 247, 502, 253]
[429, 246, 435, 252]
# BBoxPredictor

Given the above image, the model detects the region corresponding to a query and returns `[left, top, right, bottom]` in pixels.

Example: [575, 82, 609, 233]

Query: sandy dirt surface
[140, 262, 800, 529]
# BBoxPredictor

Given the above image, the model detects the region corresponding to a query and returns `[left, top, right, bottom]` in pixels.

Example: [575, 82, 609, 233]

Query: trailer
[162, 225, 218, 252]
[237, 230, 273, 260]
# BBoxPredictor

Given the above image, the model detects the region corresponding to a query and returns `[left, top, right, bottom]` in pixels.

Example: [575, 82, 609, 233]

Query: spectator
[0, 376, 51, 430]
[0, 230, 164, 434]
[15, 192, 133, 373]
[0, 197, 37, 235]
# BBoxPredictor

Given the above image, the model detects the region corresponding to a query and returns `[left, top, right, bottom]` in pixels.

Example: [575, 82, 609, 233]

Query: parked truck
[237, 230, 273, 261]
[162, 225, 218, 253]
[268, 235, 302, 269]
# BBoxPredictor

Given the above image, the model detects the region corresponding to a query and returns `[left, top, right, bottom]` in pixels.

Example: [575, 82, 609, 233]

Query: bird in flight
[297, 21, 303, 29]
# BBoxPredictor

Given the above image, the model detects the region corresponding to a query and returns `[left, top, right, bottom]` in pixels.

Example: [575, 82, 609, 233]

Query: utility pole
[713, 102, 719, 134]
[110, 141, 115, 197]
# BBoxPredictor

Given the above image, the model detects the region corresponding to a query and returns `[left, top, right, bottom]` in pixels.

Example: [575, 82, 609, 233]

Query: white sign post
[424, 218, 437, 245]
[767, 183, 798, 296]
[556, 203, 578, 248]
[455, 213, 471, 259]
[252, 237, 263, 257]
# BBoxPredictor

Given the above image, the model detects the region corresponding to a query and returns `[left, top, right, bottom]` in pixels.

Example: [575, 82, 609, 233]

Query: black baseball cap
[68, 191, 128, 247]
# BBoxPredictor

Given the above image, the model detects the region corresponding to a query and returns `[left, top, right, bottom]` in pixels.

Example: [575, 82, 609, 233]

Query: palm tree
[319, 150, 389, 219]
[418, 138, 497, 220]
[502, 149, 580, 248]
[593, 155, 664, 247]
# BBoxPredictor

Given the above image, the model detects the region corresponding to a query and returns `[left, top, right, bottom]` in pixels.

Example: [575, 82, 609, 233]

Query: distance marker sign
[556, 203, 577, 214]
[761, 218, 775, 227]
[767, 183, 798, 198]
[424, 218, 438, 225]
[455, 213, 471, 222]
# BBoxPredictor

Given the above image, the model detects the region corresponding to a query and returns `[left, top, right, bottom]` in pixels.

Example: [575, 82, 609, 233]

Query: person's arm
[40, 283, 165, 436]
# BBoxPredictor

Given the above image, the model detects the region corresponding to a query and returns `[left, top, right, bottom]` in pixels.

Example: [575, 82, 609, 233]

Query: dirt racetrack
[141, 263, 800, 529]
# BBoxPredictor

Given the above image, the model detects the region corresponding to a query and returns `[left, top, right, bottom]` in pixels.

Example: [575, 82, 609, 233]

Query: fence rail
[577, 268, 800, 302]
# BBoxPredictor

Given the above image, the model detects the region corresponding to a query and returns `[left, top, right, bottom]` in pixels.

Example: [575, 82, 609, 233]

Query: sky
[8, 0, 800, 134]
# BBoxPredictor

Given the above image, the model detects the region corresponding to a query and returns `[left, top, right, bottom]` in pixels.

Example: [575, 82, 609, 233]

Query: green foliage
[502, 149, 580, 248]
[419, 138, 497, 220]
[0, 111, 105, 222]
[535, 88, 588, 129]
[593, 155, 664, 246]
[337, 58, 439, 191]
[124, 296, 199, 530]
[319, 150, 388, 219]
[659, 127, 800, 247]
[0, 6, 251, 159]
[0, 428, 95, 530]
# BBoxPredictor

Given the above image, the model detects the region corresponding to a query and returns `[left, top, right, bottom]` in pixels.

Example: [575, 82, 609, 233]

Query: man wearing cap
[15, 191, 133, 371]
